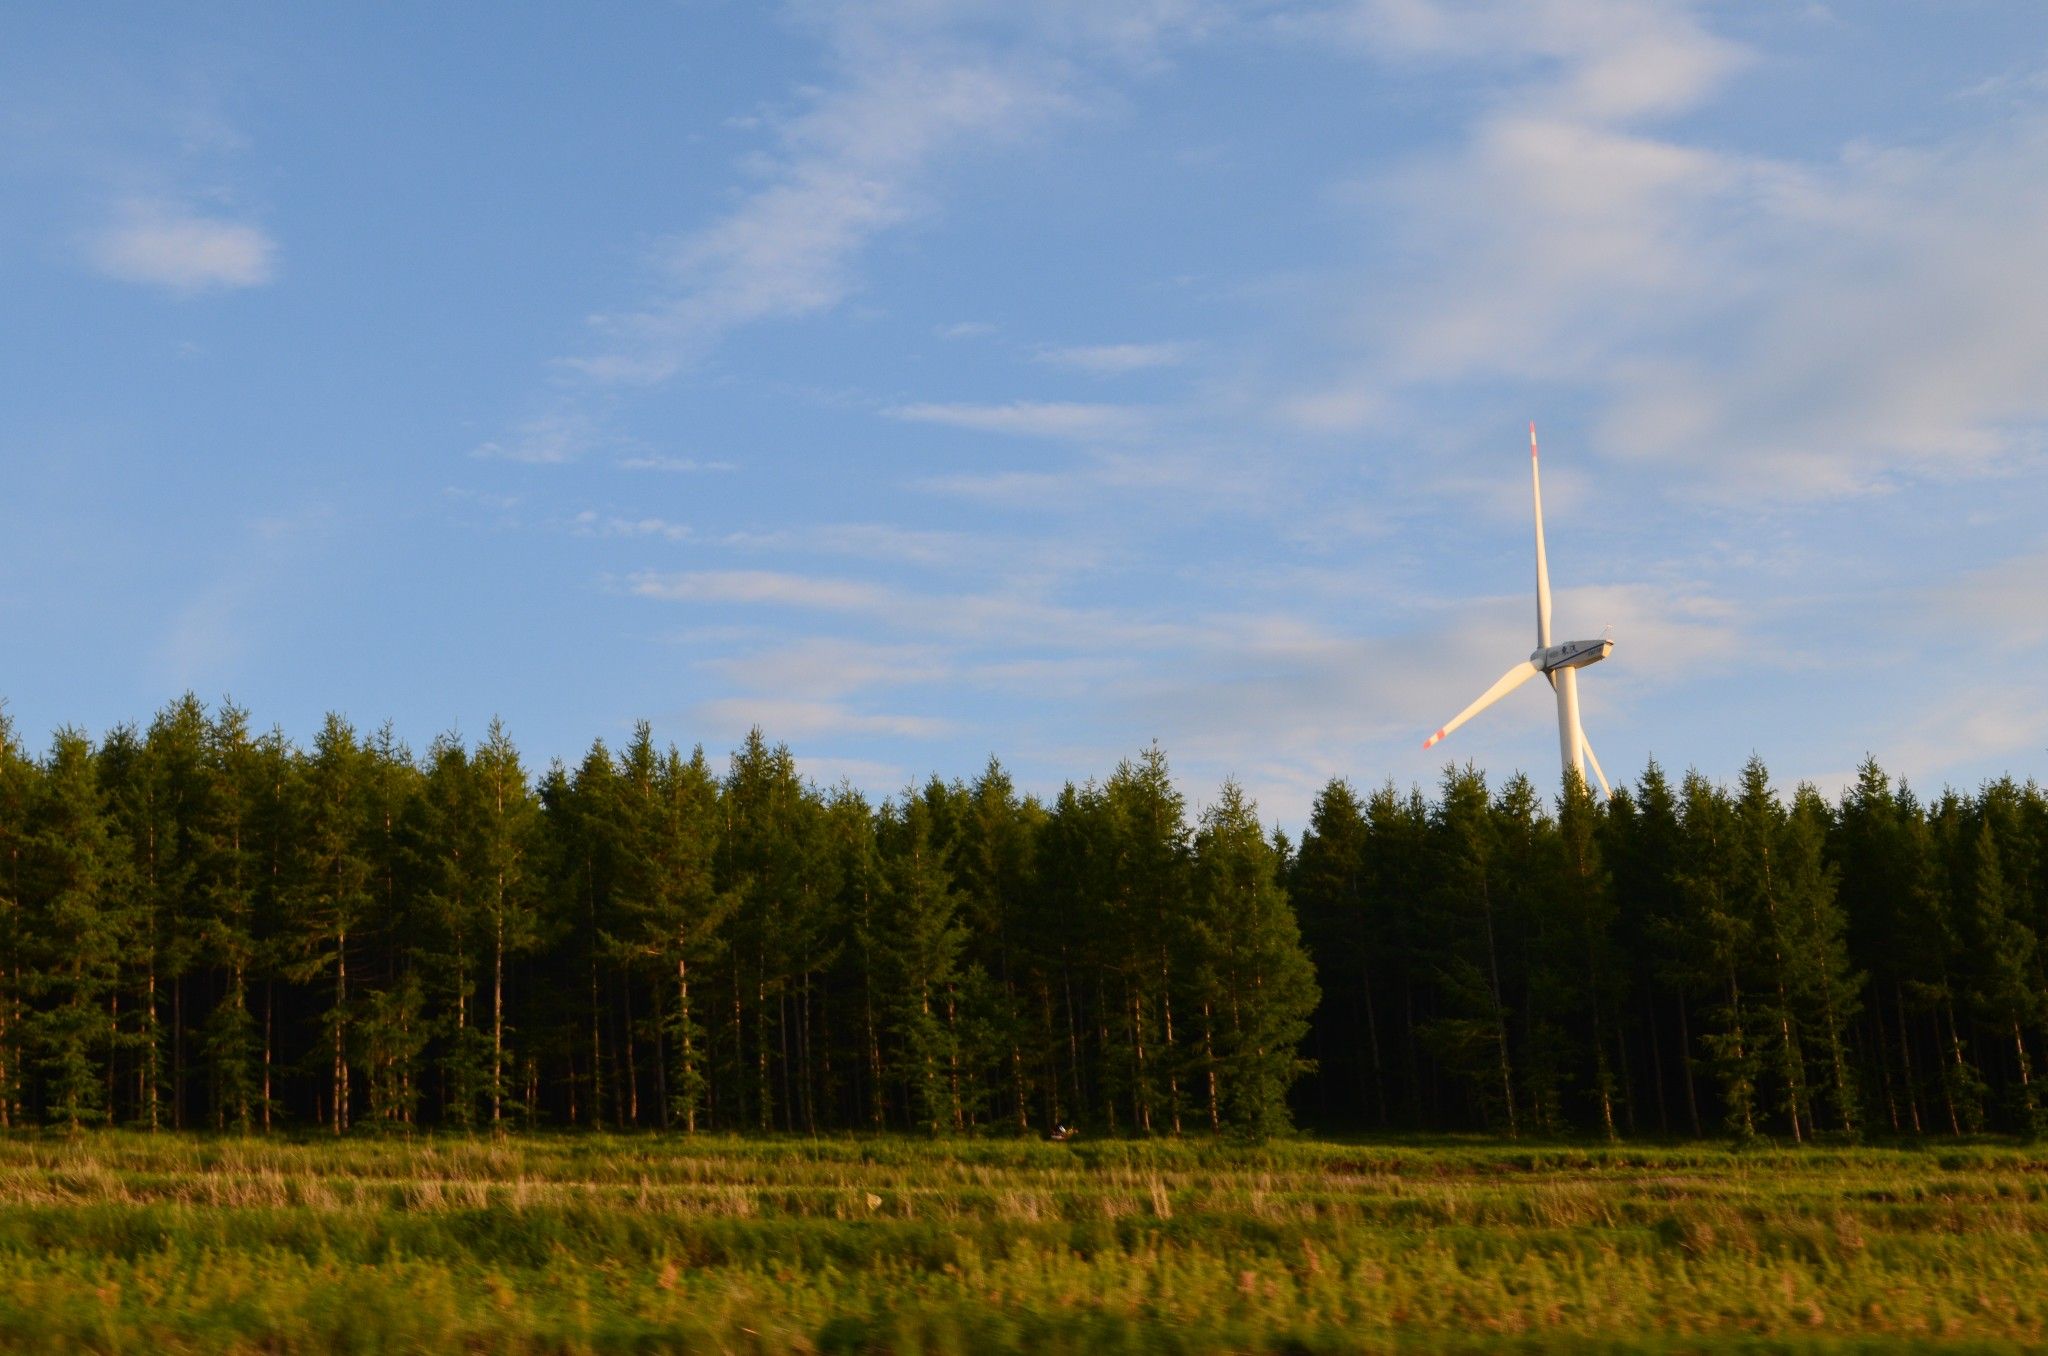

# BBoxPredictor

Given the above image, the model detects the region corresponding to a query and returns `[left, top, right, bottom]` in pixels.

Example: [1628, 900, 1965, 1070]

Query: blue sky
[4, 1, 2047, 825]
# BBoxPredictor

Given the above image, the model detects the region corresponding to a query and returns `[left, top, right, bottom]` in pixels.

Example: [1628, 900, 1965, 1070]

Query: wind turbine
[1421, 423, 1615, 796]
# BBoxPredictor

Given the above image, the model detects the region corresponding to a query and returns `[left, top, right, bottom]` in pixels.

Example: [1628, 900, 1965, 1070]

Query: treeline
[1293, 760, 2048, 1140]
[0, 699, 1313, 1137]
[0, 697, 2042, 1142]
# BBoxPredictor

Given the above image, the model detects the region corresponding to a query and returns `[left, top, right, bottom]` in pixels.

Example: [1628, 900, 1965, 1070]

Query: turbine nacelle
[1532, 638, 1613, 674]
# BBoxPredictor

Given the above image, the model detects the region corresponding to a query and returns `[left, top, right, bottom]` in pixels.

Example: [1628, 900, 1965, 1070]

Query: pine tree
[1924, 793, 1989, 1132]
[1674, 772, 1757, 1138]
[1728, 758, 1812, 1140]
[25, 730, 130, 1129]
[1546, 771, 1622, 1138]
[1100, 746, 1192, 1134]
[1191, 781, 1318, 1138]
[610, 727, 730, 1133]
[1608, 760, 1696, 1135]
[472, 719, 541, 1127]
[951, 758, 1041, 1133]
[290, 715, 377, 1133]
[1834, 759, 1926, 1134]
[823, 784, 886, 1129]
[192, 703, 271, 1131]
[1958, 820, 2042, 1131]
[1292, 779, 1385, 1127]
[1421, 766, 1520, 1134]
[1783, 786, 1861, 1136]
[0, 711, 35, 1126]
[876, 790, 966, 1133]
[409, 734, 488, 1125]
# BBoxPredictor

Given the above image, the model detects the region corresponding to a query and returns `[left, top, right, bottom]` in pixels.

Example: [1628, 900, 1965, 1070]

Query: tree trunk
[1677, 993, 1702, 1137]
[1895, 984, 1923, 1135]
[1646, 993, 1670, 1135]
[1202, 1002, 1220, 1131]
[1480, 883, 1517, 1139]
[678, 952, 697, 1134]
[332, 927, 348, 1135]
[492, 895, 505, 1128]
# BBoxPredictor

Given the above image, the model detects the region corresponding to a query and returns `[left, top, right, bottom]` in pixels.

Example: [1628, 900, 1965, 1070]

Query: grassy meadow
[0, 1133, 2042, 1352]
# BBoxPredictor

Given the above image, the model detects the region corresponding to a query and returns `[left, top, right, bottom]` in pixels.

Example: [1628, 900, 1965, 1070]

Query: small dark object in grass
[1047, 1124, 1079, 1142]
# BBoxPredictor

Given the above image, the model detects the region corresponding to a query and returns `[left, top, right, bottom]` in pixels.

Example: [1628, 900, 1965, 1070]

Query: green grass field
[0, 1134, 2042, 1352]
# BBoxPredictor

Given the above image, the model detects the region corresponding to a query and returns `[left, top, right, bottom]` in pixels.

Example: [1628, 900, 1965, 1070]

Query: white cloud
[793, 755, 913, 792]
[568, 50, 1074, 382]
[474, 411, 602, 465]
[1035, 341, 1189, 373]
[1877, 681, 2048, 789]
[87, 199, 275, 293]
[557, 3, 1224, 382]
[720, 522, 977, 566]
[617, 455, 736, 473]
[911, 469, 1077, 507]
[936, 320, 996, 339]
[575, 511, 691, 542]
[1289, 0, 1746, 123]
[695, 697, 952, 740]
[1595, 123, 2048, 493]
[706, 638, 951, 700]
[629, 569, 895, 612]
[1274, 0, 2048, 497]
[1936, 547, 2048, 654]
[887, 400, 1146, 438]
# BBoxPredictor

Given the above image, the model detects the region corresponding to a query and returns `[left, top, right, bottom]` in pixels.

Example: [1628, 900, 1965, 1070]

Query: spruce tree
[291, 715, 377, 1133]
[610, 727, 730, 1133]
[1292, 779, 1384, 1126]
[193, 702, 270, 1131]
[1425, 765, 1520, 1135]
[1783, 785, 1861, 1136]
[1959, 820, 2042, 1131]
[25, 730, 130, 1129]
[1191, 781, 1318, 1138]
[877, 790, 966, 1133]
[1675, 772, 1757, 1137]
[0, 711, 34, 1126]
[1100, 746, 1192, 1134]
[473, 719, 541, 1127]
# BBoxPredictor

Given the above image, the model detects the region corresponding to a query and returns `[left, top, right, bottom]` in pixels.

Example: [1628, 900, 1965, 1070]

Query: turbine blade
[1579, 728, 1612, 798]
[1531, 422, 1553, 648]
[1422, 660, 1541, 751]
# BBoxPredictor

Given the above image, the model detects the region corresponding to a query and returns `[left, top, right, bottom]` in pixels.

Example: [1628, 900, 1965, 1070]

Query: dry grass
[0, 1133, 2039, 1351]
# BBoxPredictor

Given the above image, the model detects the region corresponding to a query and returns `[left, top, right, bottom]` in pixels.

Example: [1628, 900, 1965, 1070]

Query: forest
[0, 694, 2042, 1142]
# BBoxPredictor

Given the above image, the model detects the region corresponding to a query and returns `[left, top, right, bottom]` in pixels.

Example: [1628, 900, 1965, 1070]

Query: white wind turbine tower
[1422, 423, 1615, 796]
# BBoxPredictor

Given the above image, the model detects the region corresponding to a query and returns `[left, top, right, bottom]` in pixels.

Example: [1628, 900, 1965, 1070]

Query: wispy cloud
[1280, 0, 1746, 123]
[630, 569, 894, 612]
[935, 320, 996, 340]
[706, 638, 951, 700]
[695, 697, 952, 740]
[1034, 341, 1189, 374]
[87, 199, 275, 293]
[1936, 546, 2048, 654]
[1272, 0, 2048, 497]
[550, 4, 1219, 384]
[567, 45, 1074, 382]
[575, 511, 691, 541]
[473, 411, 602, 465]
[719, 522, 977, 567]
[887, 400, 1145, 439]
[617, 454, 736, 473]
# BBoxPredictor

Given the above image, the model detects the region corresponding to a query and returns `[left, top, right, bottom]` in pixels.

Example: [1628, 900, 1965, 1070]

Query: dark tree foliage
[0, 695, 2044, 1140]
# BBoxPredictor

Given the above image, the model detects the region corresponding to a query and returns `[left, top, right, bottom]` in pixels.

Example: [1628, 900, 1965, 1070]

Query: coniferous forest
[0, 695, 2043, 1142]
